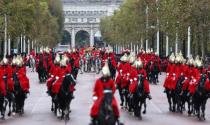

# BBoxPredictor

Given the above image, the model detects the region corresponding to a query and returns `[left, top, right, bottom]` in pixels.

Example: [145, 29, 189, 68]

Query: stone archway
[75, 30, 90, 48]
[94, 30, 103, 47]
[61, 30, 71, 45]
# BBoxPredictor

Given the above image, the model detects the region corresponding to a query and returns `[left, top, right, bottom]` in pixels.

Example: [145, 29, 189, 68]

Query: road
[0, 68, 210, 125]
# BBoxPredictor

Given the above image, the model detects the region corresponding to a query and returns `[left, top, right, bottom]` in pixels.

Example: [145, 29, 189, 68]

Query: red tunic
[0, 67, 6, 96]
[90, 78, 119, 117]
[129, 68, 150, 93]
[52, 66, 72, 94]
[17, 66, 30, 93]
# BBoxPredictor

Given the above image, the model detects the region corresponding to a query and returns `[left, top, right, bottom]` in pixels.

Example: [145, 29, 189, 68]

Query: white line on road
[149, 100, 163, 114]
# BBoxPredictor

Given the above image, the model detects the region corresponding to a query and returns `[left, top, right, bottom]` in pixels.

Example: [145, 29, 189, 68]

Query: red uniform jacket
[52, 66, 72, 94]
[17, 66, 30, 92]
[90, 78, 119, 117]
[129, 68, 150, 93]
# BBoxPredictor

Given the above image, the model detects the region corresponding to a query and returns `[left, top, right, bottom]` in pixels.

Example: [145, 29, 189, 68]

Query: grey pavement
[0, 69, 210, 125]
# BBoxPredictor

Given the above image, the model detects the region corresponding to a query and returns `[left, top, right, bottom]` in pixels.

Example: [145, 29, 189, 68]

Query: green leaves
[101, 0, 210, 55]
[0, 0, 63, 47]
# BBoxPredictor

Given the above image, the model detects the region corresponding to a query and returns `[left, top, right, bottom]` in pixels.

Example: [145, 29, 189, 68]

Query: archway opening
[94, 31, 103, 47]
[75, 30, 90, 48]
[61, 30, 71, 45]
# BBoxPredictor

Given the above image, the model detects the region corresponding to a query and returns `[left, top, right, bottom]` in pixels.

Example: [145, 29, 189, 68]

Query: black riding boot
[146, 93, 152, 100]
[90, 117, 97, 125]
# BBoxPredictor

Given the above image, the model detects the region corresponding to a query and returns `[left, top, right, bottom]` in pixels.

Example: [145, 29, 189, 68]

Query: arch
[61, 30, 71, 45]
[75, 30, 90, 48]
[94, 30, 103, 47]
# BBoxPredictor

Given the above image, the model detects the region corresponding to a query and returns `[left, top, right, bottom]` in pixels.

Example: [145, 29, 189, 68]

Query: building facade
[62, 0, 123, 47]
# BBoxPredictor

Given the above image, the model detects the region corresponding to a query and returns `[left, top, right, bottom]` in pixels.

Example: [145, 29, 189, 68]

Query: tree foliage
[101, 0, 210, 56]
[0, 0, 64, 48]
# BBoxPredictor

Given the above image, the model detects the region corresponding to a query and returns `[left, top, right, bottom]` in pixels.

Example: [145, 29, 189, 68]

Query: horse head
[196, 74, 207, 96]
[60, 73, 75, 96]
[98, 89, 116, 125]
[136, 74, 145, 97]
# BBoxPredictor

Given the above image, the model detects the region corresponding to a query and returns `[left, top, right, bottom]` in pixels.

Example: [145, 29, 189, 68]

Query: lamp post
[156, 0, 160, 55]
[4, 14, 7, 56]
[175, 21, 179, 55]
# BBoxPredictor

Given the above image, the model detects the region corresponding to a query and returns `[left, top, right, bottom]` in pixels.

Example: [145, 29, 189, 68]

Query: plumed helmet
[169, 53, 175, 63]
[40, 48, 43, 53]
[120, 54, 128, 62]
[109, 48, 113, 53]
[60, 58, 67, 67]
[72, 48, 76, 53]
[150, 48, 153, 53]
[16, 57, 24, 67]
[194, 56, 203, 68]
[175, 55, 182, 63]
[129, 55, 136, 64]
[12, 57, 17, 65]
[1, 57, 8, 65]
[63, 54, 69, 62]
[54, 54, 60, 64]
[146, 49, 151, 54]
[196, 60, 203, 68]
[68, 49, 72, 53]
[187, 55, 194, 66]
[45, 47, 50, 53]
[135, 59, 143, 68]
[182, 58, 186, 64]
[102, 61, 110, 77]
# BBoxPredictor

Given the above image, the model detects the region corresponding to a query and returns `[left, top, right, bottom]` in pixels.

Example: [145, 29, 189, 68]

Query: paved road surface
[0, 69, 210, 125]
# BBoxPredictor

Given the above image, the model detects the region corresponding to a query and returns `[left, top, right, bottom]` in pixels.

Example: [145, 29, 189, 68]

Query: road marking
[149, 100, 163, 114]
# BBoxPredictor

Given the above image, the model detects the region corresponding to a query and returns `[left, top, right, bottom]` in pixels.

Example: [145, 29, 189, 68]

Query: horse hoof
[8, 112, 11, 116]
[143, 111, 146, 114]
[1, 117, 5, 120]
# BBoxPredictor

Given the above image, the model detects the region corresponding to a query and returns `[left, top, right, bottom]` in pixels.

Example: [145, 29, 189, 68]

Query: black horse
[55, 73, 75, 121]
[13, 72, 26, 115]
[193, 74, 209, 121]
[174, 74, 185, 113]
[165, 76, 177, 112]
[0, 92, 6, 119]
[132, 74, 147, 119]
[107, 58, 116, 80]
[150, 62, 160, 84]
[37, 60, 47, 83]
[3, 73, 15, 117]
[96, 89, 122, 125]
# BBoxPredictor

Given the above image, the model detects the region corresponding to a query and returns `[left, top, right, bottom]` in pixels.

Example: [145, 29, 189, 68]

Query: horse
[165, 75, 177, 112]
[150, 61, 160, 84]
[174, 74, 185, 113]
[13, 72, 26, 115]
[37, 60, 47, 83]
[132, 74, 147, 119]
[193, 74, 209, 121]
[107, 58, 116, 80]
[0, 91, 6, 119]
[55, 73, 75, 121]
[145, 61, 152, 82]
[3, 74, 15, 117]
[96, 89, 122, 125]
